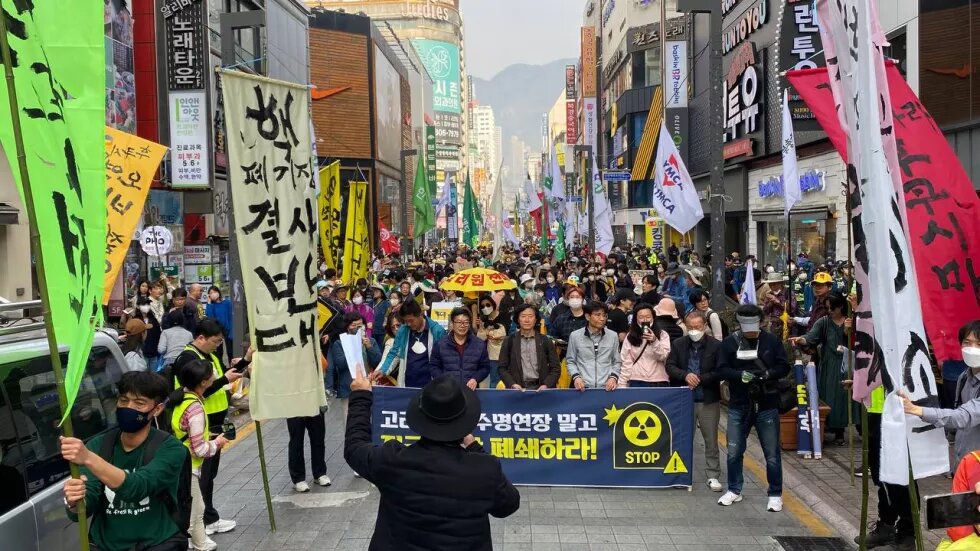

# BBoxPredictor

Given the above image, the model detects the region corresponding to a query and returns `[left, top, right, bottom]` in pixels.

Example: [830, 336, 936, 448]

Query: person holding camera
[716, 304, 791, 512]
[173, 359, 232, 551]
[617, 303, 671, 388]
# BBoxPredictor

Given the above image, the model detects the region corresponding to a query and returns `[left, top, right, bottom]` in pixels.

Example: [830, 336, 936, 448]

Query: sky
[459, 0, 582, 80]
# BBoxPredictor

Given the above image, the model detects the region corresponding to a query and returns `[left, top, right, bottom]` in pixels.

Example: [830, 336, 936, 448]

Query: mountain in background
[471, 58, 576, 157]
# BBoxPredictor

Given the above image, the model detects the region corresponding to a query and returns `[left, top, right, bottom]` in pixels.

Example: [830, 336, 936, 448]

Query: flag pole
[0, 13, 89, 551]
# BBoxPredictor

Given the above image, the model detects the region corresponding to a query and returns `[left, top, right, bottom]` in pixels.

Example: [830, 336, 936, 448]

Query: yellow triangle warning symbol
[664, 451, 688, 474]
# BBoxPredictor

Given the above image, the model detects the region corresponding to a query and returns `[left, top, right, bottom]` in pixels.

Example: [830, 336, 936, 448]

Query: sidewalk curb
[718, 412, 860, 548]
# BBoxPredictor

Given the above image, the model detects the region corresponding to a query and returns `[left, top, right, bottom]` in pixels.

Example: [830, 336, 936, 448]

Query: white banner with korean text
[221, 70, 327, 421]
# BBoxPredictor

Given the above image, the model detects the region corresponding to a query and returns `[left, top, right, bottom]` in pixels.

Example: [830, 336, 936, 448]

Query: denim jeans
[726, 406, 782, 496]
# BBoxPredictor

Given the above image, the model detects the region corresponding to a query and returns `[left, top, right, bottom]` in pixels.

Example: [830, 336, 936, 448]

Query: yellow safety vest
[176, 345, 229, 415]
[171, 392, 208, 471]
[868, 386, 885, 414]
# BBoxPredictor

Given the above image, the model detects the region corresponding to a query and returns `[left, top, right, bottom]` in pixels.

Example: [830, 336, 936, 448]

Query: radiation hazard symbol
[605, 402, 675, 470]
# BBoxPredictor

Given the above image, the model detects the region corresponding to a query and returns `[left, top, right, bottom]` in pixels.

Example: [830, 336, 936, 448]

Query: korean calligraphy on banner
[318, 161, 342, 271]
[103, 127, 168, 303]
[809, 0, 948, 485]
[221, 70, 327, 421]
[372, 387, 695, 488]
[341, 181, 370, 285]
[789, 64, 980, 372]
[0, 0, 105, 416]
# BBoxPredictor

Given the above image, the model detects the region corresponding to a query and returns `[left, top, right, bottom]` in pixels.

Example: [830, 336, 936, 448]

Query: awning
[0, 203, 18, 225]
[752, 205, 835, 224]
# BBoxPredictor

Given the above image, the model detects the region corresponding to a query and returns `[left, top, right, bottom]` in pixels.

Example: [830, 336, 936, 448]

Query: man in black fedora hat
[344, 369, 521, 550]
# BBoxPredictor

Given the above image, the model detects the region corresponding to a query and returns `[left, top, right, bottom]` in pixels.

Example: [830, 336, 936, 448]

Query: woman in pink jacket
[618, 303, 672, 387]
[347, 288, 376, 334]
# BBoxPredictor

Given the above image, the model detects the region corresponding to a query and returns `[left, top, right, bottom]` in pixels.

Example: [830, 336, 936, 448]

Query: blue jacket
[327, 337, 382, 399]
[205, 300, 233, 335]
[378, 317, 447, 377]
[372, 300, 391, 337]
[430, 333, 495, 385]
[662, 275, 689, 304]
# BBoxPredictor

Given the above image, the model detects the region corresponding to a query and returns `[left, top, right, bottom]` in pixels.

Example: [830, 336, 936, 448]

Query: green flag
[462, 176, 480, 248]
[412, 153, 435, 239]
[0, 1, 105, 417]
[555, 221, 566, 261]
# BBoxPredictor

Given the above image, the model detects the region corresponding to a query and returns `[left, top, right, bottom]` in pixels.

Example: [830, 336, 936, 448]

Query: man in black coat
[498, 305, 561, 390]
[665, 310, 723, 492]
[345, 370, 521, 550]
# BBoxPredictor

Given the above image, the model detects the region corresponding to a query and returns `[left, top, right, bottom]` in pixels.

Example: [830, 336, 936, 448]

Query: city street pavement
[207, 397, 848, 551]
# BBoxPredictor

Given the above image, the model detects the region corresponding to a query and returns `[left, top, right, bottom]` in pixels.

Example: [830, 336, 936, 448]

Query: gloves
[740, 371, 756, 383]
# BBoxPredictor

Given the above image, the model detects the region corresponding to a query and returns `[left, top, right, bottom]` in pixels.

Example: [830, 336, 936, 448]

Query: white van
[0, 325, 127, 551]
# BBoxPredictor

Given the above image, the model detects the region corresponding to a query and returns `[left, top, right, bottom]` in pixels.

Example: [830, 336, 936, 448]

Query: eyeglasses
[453, 320, 471, 326]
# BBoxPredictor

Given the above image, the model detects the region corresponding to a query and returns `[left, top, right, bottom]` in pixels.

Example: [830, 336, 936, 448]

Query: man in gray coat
[567, 301, 621, 391]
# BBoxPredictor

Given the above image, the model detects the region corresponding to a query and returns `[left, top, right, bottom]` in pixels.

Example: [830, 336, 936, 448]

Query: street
[209, 400, 856, 551]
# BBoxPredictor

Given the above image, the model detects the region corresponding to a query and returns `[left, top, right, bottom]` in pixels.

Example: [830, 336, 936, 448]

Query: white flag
[435, 173, 454, 216]
[740, 260, 757, 305]
[491, 172, 504, 259]
[653, 121, 704, 234]
[524, 178, 542, 212]
[782, 89, 801, 216]
[565, 200, 577, 247]
[592, 162, 614, 255]
[503, 217, 521, 248]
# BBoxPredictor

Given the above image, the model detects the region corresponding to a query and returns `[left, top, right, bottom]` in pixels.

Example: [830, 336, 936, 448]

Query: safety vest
[868, 386, 885, 414]
[177, 345, 229, 415]
[171, 392, 208, 471]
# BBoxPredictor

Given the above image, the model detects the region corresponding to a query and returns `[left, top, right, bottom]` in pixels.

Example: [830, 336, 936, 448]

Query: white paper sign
[340, 329, 366, 379]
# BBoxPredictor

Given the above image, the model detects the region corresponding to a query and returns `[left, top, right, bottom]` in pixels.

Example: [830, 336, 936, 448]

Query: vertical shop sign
[164, 0, 211, 188]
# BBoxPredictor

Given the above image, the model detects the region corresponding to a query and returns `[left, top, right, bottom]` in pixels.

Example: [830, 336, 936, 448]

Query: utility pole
[677, 0, 726, 310]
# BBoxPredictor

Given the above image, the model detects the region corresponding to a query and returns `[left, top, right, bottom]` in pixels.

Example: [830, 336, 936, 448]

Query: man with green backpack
[61, 371, 191, 551]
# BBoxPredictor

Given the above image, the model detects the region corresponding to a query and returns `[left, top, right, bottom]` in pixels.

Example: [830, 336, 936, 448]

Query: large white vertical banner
[220, 70, 327, 421]
[817, 0, 948, 484]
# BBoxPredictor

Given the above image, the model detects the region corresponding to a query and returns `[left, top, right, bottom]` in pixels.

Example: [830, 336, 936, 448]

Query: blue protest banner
[371, 387, 694, 488]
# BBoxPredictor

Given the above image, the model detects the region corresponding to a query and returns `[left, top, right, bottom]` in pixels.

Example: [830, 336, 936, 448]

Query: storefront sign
[413, 39, 461, 114]
[602, 0, 616, 26]
[722, 0, 745, 15]
[581, 27, 597, 97]
[141, 226, 174, 256]
[401, 0, 454, 22]
[780, 0, 823, 130]
[160, 0, 198, 18]
[602, 45, 627, 83]
[566, 65, 577, 100]
[666, 107, 689, 164]
[169, 90, 210, 188]
[722, 0, 768, 55]
[723, 43, 763, 144]
[183, 263, 214, 284]
[723, 138, 753, 160]
[757, 169, 825, 198]
[426, 126, 438, 195]
[628, 17, 687, 52]
[164, 1, 206, 90]
[583, 98, 597, 148]
[645, 218, 665, 249]
[666, 41, 688, 108]
[566, 101, 578, 144]
[184, 244, 213, 263]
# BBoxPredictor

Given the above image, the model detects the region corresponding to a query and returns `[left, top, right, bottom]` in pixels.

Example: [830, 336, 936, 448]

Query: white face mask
[688, 329, 705, 342]
[568, 298, 583, 309]
[606, 269, 615, 276]
[481, 307, 494, 315]
[352, 297, 364, 305]
[139, 305, 151, 314]
[390, 297, 400, 305]
[964, 346, 980, 369]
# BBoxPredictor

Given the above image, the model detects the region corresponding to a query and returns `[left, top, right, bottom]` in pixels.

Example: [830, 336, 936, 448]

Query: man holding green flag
[413, 153, 435, 241]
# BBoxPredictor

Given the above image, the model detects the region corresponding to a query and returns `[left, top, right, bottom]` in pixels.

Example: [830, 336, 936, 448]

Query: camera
[221, 421, 237, 440]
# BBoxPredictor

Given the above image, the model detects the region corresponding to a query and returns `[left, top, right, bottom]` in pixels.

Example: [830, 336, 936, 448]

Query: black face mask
[116, 406, 155, 433]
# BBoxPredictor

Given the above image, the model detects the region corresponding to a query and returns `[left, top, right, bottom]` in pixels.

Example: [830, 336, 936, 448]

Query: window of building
[884, 28, 907, 76]
[644, 49, 661, 88]
[757, 217, 836, 271]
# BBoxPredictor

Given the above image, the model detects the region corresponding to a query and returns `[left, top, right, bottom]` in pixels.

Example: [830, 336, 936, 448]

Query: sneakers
[706, 478, 723, 492]
[767, 496, 783, 512]
[853, 465, 865, 478]
[717, 491, 743, 506]
[854, 522, 897, 548]
[204, 519, 236, 535]
[294, 481, 311, 493]
[192, 538, 218, 551]
[315, 475, 332, 487]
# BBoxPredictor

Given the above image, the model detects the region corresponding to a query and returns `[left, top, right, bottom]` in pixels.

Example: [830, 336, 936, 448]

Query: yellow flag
[103, 127, 167, 304]
[318, 161, 342, 270]
[341, 181, 370, 284]
[555, 142, 565, 169]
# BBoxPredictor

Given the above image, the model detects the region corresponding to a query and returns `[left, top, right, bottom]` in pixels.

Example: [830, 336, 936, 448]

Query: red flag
[379, 222, 401, 255]
[787, 63, 980, 365]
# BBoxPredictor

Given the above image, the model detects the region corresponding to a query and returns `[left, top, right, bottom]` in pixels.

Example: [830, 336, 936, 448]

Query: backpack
[706, 309, 730, 338]
[97, 428, 193, 536]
